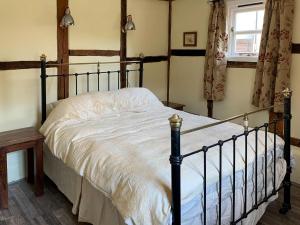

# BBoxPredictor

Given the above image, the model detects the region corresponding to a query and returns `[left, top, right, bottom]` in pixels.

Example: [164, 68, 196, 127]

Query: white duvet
[40, 88, 286, 225]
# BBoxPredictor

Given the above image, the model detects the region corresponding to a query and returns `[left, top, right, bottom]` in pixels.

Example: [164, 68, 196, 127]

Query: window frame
[226, 1, 265, 62]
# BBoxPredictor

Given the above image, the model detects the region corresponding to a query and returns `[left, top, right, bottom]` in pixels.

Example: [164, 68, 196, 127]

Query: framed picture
[183, 32, 197, 47]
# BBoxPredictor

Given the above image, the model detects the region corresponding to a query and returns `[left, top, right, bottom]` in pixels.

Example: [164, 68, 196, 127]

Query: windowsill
[227, 56, 258, 63]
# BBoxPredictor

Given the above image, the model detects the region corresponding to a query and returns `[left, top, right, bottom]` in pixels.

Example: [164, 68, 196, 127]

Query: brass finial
[139, 53, 145, 59]
[40, 54, 47, 61]
[169, 114, 183, 129]
[282, 88, 292, 98]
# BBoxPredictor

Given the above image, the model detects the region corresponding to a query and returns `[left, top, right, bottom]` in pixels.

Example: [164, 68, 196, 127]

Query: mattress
[41, 88, 288, 225]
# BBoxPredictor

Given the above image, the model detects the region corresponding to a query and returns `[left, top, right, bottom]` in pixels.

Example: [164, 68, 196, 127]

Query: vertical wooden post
[169, 114, 182, 225]
[167, 0, 172, 103]
[120, 0, 127, 88]
[57, 0, 69, 99]
[280, 88, 292, 214]
[207, 100, 213, 118]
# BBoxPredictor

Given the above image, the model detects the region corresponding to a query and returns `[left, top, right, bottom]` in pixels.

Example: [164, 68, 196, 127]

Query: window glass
[257, 10, 264, 29]
[235, 34, 255, 53]
[228, 4, 265, 58]
[236, 11, 256, 31]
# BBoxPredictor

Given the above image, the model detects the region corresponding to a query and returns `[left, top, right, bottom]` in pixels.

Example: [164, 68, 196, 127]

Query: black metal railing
[40, 55, 144, 124]
[169, 89, 292, 225]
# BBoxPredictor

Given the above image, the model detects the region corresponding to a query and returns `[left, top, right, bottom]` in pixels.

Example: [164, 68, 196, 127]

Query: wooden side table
[0, 127, 44, 209]
[162, 101, 185, 111]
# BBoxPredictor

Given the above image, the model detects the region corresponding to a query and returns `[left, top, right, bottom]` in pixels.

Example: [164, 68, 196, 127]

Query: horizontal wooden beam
[127, 55, 168, 63]
[171, 49, 206, 57]
[0, 61, 57, 71]
[69, 49, 120, 57]
[291, 137, 300, 148]
[292, 43, 300, 54]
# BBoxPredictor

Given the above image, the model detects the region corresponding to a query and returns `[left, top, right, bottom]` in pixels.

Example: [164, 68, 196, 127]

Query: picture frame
[183, 32, 197, 47]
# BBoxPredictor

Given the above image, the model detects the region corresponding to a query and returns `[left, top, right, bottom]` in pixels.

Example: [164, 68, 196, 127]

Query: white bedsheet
[40, 88, 286, 225]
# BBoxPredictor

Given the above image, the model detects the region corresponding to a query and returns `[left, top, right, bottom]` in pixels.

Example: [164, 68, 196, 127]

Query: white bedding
[40, 88, 287, 225]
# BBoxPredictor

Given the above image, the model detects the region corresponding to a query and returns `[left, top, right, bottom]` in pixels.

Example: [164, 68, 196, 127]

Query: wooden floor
[0, 179, 88, 225]
[0, 179, 299, 225]
[258, 183, 300, 225]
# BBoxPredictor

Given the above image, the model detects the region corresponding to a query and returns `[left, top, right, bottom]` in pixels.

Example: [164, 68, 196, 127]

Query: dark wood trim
[292, 43, 300, 54]
[120, 0, 127, 88]
[127, 55, 168, 63]
[227, 61, 257, 69]
[57, 0, 69, 100]
[162, 101, 185, 111]
[167, 0, 172, 103]
[0, 61, 57, 71]
[69, 49, 120, 57]
[291, 137, 300, 148]
[171, 49, 206, 57]
[207, 100, 213, 118]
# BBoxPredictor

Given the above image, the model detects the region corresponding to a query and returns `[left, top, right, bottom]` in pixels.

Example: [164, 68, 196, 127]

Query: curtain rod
[238, 2, 263, 8]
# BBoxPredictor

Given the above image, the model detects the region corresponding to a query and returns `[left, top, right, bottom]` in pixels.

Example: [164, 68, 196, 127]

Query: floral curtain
[203, 0, 228, 101]
[252, 0, 295, 112]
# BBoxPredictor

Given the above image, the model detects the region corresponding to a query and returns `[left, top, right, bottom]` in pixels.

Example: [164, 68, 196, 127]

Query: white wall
[170, 0, 300, 183]
[0, 0, 169, 183]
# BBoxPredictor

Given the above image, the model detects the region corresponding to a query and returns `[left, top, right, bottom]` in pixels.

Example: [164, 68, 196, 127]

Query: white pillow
[43, 88, 163, 124]
[46, 100, 62, 117]
[113, 88, 163, 111]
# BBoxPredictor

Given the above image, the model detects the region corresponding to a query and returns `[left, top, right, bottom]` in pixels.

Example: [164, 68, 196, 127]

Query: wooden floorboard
[259, 183, 300, 225]
[0, 179, 89, 225]
[0, 179, 298, 225]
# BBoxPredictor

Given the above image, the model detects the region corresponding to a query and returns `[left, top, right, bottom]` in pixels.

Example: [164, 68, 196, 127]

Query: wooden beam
[167, 0, 172, 103]
[127, 55, 168, 63]
[69, 49, 120, 57]
[0, 61, 57, 71]
[291, 137, 300, 148]
[120, 0, 127, 88]
[57, 0, 69, 100]
[207, 100, 213, 118]
[292, 43, 300, 54]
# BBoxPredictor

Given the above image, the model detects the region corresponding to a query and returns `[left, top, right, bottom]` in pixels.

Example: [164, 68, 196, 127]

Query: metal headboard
[40, 55, 144, 124]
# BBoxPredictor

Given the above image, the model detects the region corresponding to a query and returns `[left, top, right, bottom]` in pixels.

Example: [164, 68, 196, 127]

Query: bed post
[40, 54, 47, 125]
[139, 55, 144, 88]
[280, 88, 292, 214]
[169, 114, 183, 225]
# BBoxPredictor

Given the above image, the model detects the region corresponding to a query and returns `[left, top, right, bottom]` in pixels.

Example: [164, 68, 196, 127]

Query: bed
[39, 57, 293, 225]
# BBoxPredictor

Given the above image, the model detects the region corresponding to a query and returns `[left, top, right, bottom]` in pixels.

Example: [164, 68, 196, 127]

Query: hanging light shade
[123, 15, 136, 33]
[60, 7, 75, 28]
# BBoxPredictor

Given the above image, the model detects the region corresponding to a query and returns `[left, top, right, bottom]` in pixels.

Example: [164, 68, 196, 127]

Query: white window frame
[226, 1, 265, 62]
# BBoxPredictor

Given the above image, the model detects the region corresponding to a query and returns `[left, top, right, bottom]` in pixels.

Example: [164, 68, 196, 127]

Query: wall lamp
[60, 7, 75, 28]
[122, 15, 136, 33]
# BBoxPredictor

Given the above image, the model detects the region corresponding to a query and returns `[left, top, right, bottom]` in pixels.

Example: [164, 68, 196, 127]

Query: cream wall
[0, 0, 57, 183]
[1, 0, 168, 182]
[170, 0, 300, 183]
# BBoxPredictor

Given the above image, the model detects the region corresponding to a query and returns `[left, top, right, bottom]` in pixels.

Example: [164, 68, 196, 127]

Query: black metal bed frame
[40, 55, 292, 225]
[169, 89, 292, 225]
[40, 54, 144, 124]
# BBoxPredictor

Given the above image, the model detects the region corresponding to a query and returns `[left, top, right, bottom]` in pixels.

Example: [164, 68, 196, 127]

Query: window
[227, 2, 265, 61]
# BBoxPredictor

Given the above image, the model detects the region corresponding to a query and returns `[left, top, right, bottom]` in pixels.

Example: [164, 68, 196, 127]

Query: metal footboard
[169, 89, 292, 225]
